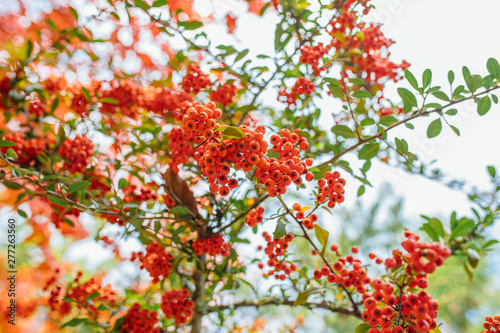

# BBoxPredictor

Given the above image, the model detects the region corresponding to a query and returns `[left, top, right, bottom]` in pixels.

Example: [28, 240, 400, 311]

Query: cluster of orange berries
[254, 129, 312, 197]
[245, 206, 265, 227]
[66, 277, 117, 315]
[292, 203, 318, 229]
[122, 184, 158, 203]
[167, 127, 196, 173]
[316, 170, 346, 208]
[483, 315, 500, 333]
[198, 124, 267, 196]
[49, 199, 81, 229]
[182, 102, 223, 143]
[300, 43, 331, 76]
[278, 78, 315, 106]
[182, 63, 211, 94]
[258, 232, 296, 280]
[363, 286, 440, 333]
[100, 80, 141, 119]
[131, 241, 174, 283]
[58, 135, 94, 173]
[121, 303, 160, 333]
[28, 99, 45, 117]
[47, 285, 71, 315]
[160, 288, 194, 326]
[210, 83, 238, 106]
[1, 132, 54, 165]
[192, 235, 231, 256]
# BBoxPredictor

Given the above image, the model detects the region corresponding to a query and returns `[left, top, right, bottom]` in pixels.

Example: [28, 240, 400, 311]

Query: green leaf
[445, 109, 458, 116]
[60, 318, 88, 328]
[69, 7, 78, 20]
[152, 0, 167, 6]
[486, 58, 500, 79]
[488, 166, 496, 178]
[448, 70, 455, 84]
[467, 248, 480, 268]
[6, 148, 18, 159]
[169, 206, 191, 216]
[351, 90, 371, 98]
[314, 224, 329, 255]
[426, 118, 442, 138]
[17, 209, 27, 218]
[234, 49, 249, 62]
[178, 21, 203, 30]
[397, 87, 418, 112]
[404, 70, 419, 90]
[294, 287, 325, 306]
[296, 130, 311, 138]
[450, 218, 475, 239]
[3, 181, 22, 190]
[328, 84, 345, 99]
[0, 140, 15, 147]
[26, 40, 33, 59]
[405, 123, 414, 130]
[449, 125, 460, 136]
[85, 292, 100, 302]
[100, 97, 120, 104]
[462, 66, 471, 81]
[133, 0, 150, 11]
[422, 69, 432, 89]
[81, 87, 91, 102]
[465, 74, 482, 94]
[274, 217, 287, 239]
[349, 78, 365, 85]
[221, 126, 244, 139]
[48, 195, 68, 207]
[331, 125, 356, 139]
[118, 178, 128, 190]
[379, 115, 398, 127]
[477, 96, 491, 116]
[358, 142, 380, 160]
[355, 323, 373, 333]
[68, 181, 91, 193]
[432, 91, 450, 101]
[357, 185, 365, 197]
[51, 96, 60, 112]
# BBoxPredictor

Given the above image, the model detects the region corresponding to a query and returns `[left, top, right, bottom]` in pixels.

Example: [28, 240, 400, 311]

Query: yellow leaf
[300, 206, 312, 212]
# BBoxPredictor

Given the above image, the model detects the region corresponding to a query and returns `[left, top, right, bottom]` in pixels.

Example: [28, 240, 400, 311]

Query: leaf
[422, 69, 432, 89]
[85, 292, 100, 303]
[355, 323, 373, 333]
[349, 78, 365, 85]
[432, 91, 450, 101]
[68, 181, 91, 193]
[357, 185, 365, 197]
[152, 0, 167, 7]
[450, 218, 475, 239]
[234, 49, 249, 62]
[379, 116, 398, 127]
[488, 166, 496, 178]
[404, 70, 419, 90]
[477, 96, 491, 116]
[294, 287, 325, 306]
[296, 130, 311, 138]
[273, 217, 287, 239]
[51, 96, 59, 112]
[352, 90, 371, 98]
[426, 118, 442, 138]
[486, 57, 500, 79]
[449, 125, 460, 136]
[169, 206, 191, 216]
[60, 318, 88, 328]
[222, 126, 244, 139]
[100, 97, 120, 104]
[397, 87, 418, 112]
[81, 87, 91, 102]
[358, 142, 380, 160]
[448, 70, 455, 84]
[331, 125, 356, 139]
[6, 148, 18, 159]
[133, 0, 150, 11]
[465, 74, 482, 94]
[445, 109, 458, 116]
[178, 21, 203, 30]
[3, 181, 22, 190]
[467, 248, 480, 268]
[118, 178, 128, 190]
[0, 140, 15, 147]
[328, 84, 345, 99]
[462, 66, 471, 81]
[17, 209, 27, 218]
[69, 7, 78, 20]
[48, 195, 68, 207]
[314, 224, 329, 255]
[26, 40, 33, 59]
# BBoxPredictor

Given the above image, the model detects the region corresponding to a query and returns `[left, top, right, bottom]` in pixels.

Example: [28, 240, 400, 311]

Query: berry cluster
[210, 83, 238, 106]
[363, 286, 440, 333]
[316, 171, 346, 208]
[120, 303, 160, 333]
[1, 133, 54, 165]
[66, 277, 117, 315]
[254, 129, 311, 196]
[122, 184, 158, 203]
[28, 99, 45, 117]
[160, 288, 194, 326]
[100, 80, 141, 119]
[198, 124, 267, 196]
[483, 315, 500, 333]
[292, 203, 318, 229]
[131, 241, 174, 283]
[182, 102, 223, 143]
[259, 232, 296, 280]
[182, 63, 211, 94]
[299, 43, 331, 76]
[245, 206, 265, 227]
[192, 235, 231, 256]
[278, 78, 315, 106]
[58, 135, 94, 173]
[167, 127, 196, 173]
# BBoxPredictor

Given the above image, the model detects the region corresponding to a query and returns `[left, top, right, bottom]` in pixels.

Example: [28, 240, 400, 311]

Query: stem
[190, 255, 206, 333]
